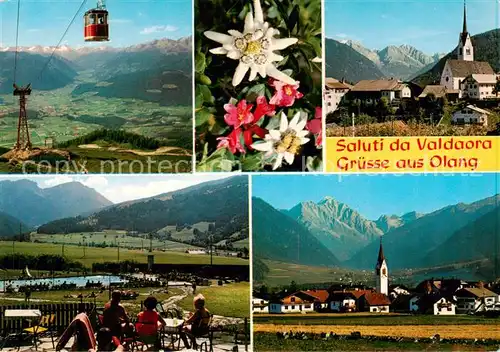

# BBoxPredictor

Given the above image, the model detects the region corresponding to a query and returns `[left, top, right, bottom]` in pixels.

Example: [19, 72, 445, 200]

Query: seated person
[136, 296, 166, 347]
[181, 294, 211, 349]
[92, 327, 124, 352]
[103, 291, 132, 339]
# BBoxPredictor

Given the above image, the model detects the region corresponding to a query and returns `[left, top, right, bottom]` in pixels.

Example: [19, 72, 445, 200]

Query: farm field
[35, 232, 200, 251]
[253, 313, 500, 326]
[0, 241, 248, 267]
[178, 282, 250, 318]
[253, 323, 500, 340]
[254, 332, 497, 351]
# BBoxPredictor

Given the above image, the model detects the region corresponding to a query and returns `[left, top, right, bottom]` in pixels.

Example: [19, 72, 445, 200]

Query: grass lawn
[253, 333, 497, 351]
[0, 287, 183, 316]
[0, 242, 249, 267]
[253, 313, 500, 326]
[178, 282, 250, 318]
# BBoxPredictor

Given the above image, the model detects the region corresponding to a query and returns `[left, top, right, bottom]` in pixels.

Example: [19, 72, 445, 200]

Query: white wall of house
[452, 108, 488, 127]
[381, 90, 395, 102]
[457, 296, 497, 313]
[369, 305, 390, 313]
[269, 302, 315, 314]
[433, 298, 456, 315]
[462, 81, 498, 100]
[324, 88, 349, 114]
[330, 298, 356, 312]
[401, 86, 411, 98]
[252, 298, 269, 314]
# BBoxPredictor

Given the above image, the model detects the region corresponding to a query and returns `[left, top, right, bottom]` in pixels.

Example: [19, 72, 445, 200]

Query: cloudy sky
[325, 0, 499, 54]
[0, 0, 191, 47]
[0, 174, 233, 204]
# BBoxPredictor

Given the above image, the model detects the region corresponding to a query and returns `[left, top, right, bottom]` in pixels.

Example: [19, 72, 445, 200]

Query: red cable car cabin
[84, 9, 109, 42]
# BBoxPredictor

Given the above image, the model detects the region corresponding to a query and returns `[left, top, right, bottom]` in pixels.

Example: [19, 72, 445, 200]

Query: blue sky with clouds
[0, 0, 191, 47]
[0, 174, 232, 204]
[325, 0, 499, 54]
[252, 173, 500, 220]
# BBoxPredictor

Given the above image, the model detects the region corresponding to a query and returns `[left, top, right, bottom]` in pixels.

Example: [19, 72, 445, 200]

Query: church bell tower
[375, 237, 389, 295]
[457, 0, 474, 61]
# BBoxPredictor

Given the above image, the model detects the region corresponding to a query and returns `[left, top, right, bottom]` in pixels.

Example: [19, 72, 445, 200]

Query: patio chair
[122, 321, 162, 351]
[189, 314, 213, 352]
[23, 313, 56, 350]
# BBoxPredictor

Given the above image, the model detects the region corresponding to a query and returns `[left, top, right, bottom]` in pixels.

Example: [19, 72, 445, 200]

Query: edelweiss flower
[252, 112, 310, 170]
[204, 0, 298, 86]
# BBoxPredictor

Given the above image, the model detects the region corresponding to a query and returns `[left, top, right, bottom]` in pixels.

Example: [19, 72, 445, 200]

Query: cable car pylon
[13, 83, 32, 151]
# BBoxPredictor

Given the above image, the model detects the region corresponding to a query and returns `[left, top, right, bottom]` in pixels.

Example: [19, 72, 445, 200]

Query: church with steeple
[375, 238, 388, 295]
[440, 1, 495, 96]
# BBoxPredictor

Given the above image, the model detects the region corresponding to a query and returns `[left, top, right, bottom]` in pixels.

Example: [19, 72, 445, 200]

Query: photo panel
[323, 0, 500, 173]
[252, 173, 500, 351]
[0, 174, 250, 350]
[195, 0, 323, 172]
[0, 0, 193, 174]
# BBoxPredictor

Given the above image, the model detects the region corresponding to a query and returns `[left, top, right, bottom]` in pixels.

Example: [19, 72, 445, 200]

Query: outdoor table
[161, 318, 184, 350]
[1, 309, 42, 349]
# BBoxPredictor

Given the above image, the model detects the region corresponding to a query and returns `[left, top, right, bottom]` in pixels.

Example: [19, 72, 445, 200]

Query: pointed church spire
[462, 0, 467, 34]
[377, 237, 385, 266]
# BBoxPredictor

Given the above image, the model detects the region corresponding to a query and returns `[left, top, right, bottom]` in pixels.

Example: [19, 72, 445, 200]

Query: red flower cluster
[269, 79, 304, 107]
[217, 96, 276, 154]
[306, 107, 322, 148]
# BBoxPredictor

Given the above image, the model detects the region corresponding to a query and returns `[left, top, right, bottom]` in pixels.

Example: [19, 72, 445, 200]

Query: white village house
[329, 292, 357, 312]
[350, 79, 411, 104]
[268, 291, 317, 314]
[252, 296, 269, 314]
[452, 104, 490, 126]
[324, 78, 351, 114]
[461, 74, 499, 100]
[455, 287, 499, 314]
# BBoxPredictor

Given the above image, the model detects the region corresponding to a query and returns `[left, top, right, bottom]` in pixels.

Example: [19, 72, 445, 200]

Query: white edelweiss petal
[300, 137, 310, 145]
[265, 27, 274, 38]
[204, 31, 233, 44]
[249, 65, 258, 81]
[266, 65, 296, 85]
[227, 30, 243, 37]
[312, 57, 322, 63]
[268, 129, 281, 140]
[297, 130, 309, 138]
[284, 152, 295, 165]
[223, 43, 236, 51]
[279, 112, 289, 132]
[257, 64, 267, 78]
[209, 47, 228, 55]
[272, 154, 284, 170]
[251, 141, 273, 152]
[244, 12, 255, 33]
[295, 117, 308, 132]
[288, 112, 301, 130]
[253, 0, 264, 24]
[272, 37, 299, 50]
[232, 63, 250, 86]
[227, 50, 241, 60]
[269, 53, 284, 62]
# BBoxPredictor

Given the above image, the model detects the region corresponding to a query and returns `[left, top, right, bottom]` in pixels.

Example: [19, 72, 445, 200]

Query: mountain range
[0, 180, 112, 228]
[0, 37, 192, 105]
[253, 194, 500, 278]
[0, 211, 30, 238]
[326, 29, 500, 84]
[36, 176, 249, 247]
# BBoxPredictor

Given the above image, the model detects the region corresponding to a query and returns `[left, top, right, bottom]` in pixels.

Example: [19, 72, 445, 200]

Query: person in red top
[136, 296, 166, 348]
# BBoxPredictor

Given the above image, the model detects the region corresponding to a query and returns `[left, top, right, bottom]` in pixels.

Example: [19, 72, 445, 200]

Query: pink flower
[306, 107, 322, 148]
[224, 100, 254, 128]
[252, 96, 276, 123]
[269, 79, 304, 107]
[217, 128, 245, 154]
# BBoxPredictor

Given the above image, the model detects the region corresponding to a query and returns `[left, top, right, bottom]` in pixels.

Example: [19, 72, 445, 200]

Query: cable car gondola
[84, 0, 109, 42]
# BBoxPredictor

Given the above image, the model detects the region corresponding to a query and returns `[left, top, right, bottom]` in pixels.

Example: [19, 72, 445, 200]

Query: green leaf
[197, 147, 235, 172]
[198, 84, 214, 105]
[246, 84, 266, 100]
[195, 92, 204, 110]
[241, 154, 263, 171]
[195, 52, 206, 73]
[196, 107, 214, 127]
[287, 5, 299, 32]
[265, 115, 281, 130]
[306, 156, 323, 172]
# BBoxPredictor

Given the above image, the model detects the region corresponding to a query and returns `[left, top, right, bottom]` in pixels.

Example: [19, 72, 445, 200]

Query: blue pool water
[0, 275, 128, 291]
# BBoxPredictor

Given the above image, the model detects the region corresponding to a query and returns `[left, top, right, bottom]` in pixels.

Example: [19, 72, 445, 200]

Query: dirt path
[254, 324, 500, 340]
